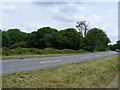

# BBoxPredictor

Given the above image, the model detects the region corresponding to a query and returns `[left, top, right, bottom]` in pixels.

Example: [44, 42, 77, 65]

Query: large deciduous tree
[6, 29, 27, 46]
[2, 31, 10, 47]
[55, 28, 82, 50]
[27, 27, 58, 49]
[82, 28, 110, 51]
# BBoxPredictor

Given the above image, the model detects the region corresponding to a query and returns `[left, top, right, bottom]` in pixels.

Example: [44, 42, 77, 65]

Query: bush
[28, 48, 42, 54]
[40, 48, 61, 54]
[2, 47, 88, 56]
[94, 45, 106, 51]
[11, 48, 30, 55]
[76, 49, 86, 53]
[61, 49, 76, 54]
[10, 42, 28, 49]
[2, 47, 11, 56]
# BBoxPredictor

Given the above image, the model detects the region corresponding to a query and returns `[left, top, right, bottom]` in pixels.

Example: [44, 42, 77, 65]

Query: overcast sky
[0, 1, 118, 44]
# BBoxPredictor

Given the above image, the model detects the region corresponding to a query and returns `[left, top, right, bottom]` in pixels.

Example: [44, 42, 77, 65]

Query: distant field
[2, 54, 118, 88]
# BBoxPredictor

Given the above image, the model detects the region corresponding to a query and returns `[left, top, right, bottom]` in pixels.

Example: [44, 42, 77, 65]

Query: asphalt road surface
[2, 51, 118, 75]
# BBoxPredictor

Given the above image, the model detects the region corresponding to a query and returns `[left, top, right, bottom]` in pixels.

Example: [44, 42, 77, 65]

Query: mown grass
[2, 54, 118, 88]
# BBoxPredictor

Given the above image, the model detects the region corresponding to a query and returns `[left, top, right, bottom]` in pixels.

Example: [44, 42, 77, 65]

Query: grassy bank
[2, 54, 118, 88]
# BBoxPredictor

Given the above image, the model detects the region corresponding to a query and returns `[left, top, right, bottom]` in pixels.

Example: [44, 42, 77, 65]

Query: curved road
[2, 51, 118, 75]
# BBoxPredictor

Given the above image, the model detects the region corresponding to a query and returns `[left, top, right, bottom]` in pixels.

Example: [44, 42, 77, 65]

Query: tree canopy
[1, 26, 111, 51]
[55, 28, 82, 50]
[81, 28, 110, 51]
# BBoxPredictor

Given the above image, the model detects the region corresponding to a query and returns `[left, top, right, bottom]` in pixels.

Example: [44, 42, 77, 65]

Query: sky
[0, 1, 118, 44]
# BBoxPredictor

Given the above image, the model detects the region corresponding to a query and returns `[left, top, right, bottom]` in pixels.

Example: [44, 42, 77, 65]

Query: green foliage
[55, 28, 82, 50]
[94, 45, 106, 51]
[10, 42, 28, 49]
[109, 44, 119, 51]
[2, 47, 11, 56]
[0, 30, 2, 48]
[60, 49, 76, 54]
[109, 40, 120, 51]
[2, 26, 111, 52]
[2, 31, 10, 47]
[75, 49, 86, 53]
[40, 48, 61, 54]
[82, 28, 110, 51]
[6, 29, 27, 46]
[27, 48, 42, 54]
[2, 47, 87, 56]
[27, 27, 58, 49]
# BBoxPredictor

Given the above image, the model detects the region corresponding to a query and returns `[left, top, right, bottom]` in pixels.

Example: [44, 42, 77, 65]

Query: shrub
[10, 42, 28, 49]
[61, 49, 76, 54]
[40, 48, 61, 54]
[2, 47, 88, 56]
[2, 47, 11, 56]
[94, 45, 106, 51]
[28, 48, 42, 54]
[11, 48, 30, 55]
[76, 49, 86, 53]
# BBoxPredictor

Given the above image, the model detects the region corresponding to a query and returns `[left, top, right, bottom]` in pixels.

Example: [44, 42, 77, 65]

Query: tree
[76, 21, 89, 37]
[27, 32, 37, 48]
[109, 40, 120, 51]
[82, 28, 110, 51]
[0, 30, 2, 48]
[55, 28, 82, 50]
[2, 31, 10, 47]
[9, 41, 28, 49]
[6, 29, 27, 46]
[109, 44, 118, 51]
[27, 27, 58, 49]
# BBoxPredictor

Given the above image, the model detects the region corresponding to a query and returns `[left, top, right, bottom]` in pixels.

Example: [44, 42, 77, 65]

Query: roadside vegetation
[2, 54, 118, 88]
[2, 48, 89, 60]
[1, 21, 113, 59]
[109, 40, 120, 51]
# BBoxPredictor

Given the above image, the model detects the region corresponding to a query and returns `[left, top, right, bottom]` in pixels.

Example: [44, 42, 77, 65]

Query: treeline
[1, 26, 110, 52]
[109, 40, 120, 51]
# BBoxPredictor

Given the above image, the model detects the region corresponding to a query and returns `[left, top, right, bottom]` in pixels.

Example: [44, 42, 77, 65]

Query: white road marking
[40, 60, 62, 64]
[81, 57, 87, 58]
[41, 58, 48, 59]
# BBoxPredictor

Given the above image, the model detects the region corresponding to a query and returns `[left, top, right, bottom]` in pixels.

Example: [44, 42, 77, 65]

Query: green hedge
[2, 47, 87, 56]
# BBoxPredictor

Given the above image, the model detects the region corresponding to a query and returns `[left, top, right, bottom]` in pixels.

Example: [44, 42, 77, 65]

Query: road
[2, 51, 118, 75]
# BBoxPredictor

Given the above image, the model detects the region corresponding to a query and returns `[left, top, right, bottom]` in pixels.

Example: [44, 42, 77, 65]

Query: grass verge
[2, 54, 118, 88]
[2, 51, 101, 60]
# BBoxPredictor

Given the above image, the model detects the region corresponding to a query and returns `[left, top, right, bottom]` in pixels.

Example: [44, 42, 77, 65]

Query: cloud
[33, 2, 88, 22]
[0, 3, 17, 12]
[28, 23, 42, 30]
[32, 2, 67, 6]
[1, 2, 118, 44]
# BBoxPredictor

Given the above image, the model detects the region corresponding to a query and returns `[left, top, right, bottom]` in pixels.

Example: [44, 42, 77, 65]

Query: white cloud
[1, 2, 118, 44]
[0, 3, 17, 12]
[88, 15, 103, 27]
[44, 5, 60, 14]
[28, 23, 42, 30]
